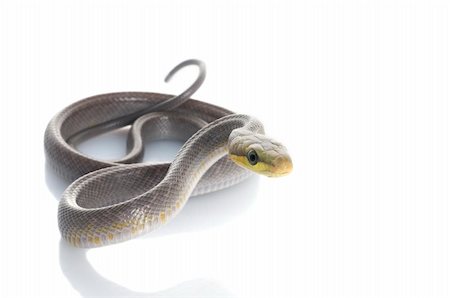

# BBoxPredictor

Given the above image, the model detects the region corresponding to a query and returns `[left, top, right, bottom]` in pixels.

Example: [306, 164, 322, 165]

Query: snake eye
[246, 149, 259, 165]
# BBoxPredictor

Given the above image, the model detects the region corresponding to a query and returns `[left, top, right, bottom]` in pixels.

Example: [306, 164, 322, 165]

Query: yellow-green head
[228, 129, 292, 177]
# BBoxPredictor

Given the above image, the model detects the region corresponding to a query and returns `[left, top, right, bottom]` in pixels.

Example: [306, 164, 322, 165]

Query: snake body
[45, 60, 292, 248]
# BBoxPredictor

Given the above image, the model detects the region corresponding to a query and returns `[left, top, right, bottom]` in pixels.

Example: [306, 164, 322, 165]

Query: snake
[45, 59, 293, 248]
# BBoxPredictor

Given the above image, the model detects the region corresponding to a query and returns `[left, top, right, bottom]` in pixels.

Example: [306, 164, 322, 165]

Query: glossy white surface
[1, 0, 449, 297]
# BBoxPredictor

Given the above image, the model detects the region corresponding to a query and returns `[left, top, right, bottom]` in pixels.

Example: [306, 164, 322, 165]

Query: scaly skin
[46, 60, 292, 248]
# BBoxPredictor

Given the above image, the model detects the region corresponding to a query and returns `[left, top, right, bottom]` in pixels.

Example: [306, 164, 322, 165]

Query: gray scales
[45, 59, 293, 248]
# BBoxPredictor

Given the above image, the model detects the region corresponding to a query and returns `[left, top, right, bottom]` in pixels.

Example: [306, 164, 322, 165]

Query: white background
[0, 0, 449, 297]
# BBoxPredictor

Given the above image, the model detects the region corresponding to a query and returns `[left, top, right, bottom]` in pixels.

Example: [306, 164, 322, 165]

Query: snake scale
[45, 59, 292, 248]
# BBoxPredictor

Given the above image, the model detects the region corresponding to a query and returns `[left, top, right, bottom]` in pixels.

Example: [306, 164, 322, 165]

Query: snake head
[228, 129, 293, 177]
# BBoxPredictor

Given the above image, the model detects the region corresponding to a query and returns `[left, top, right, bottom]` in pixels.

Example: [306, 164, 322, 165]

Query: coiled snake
[45, 59, 292, 248]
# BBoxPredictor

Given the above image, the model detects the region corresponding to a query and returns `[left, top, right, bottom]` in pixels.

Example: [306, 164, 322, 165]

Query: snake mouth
[268, 155, 293, 177]
[229, 153, 293, 177]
